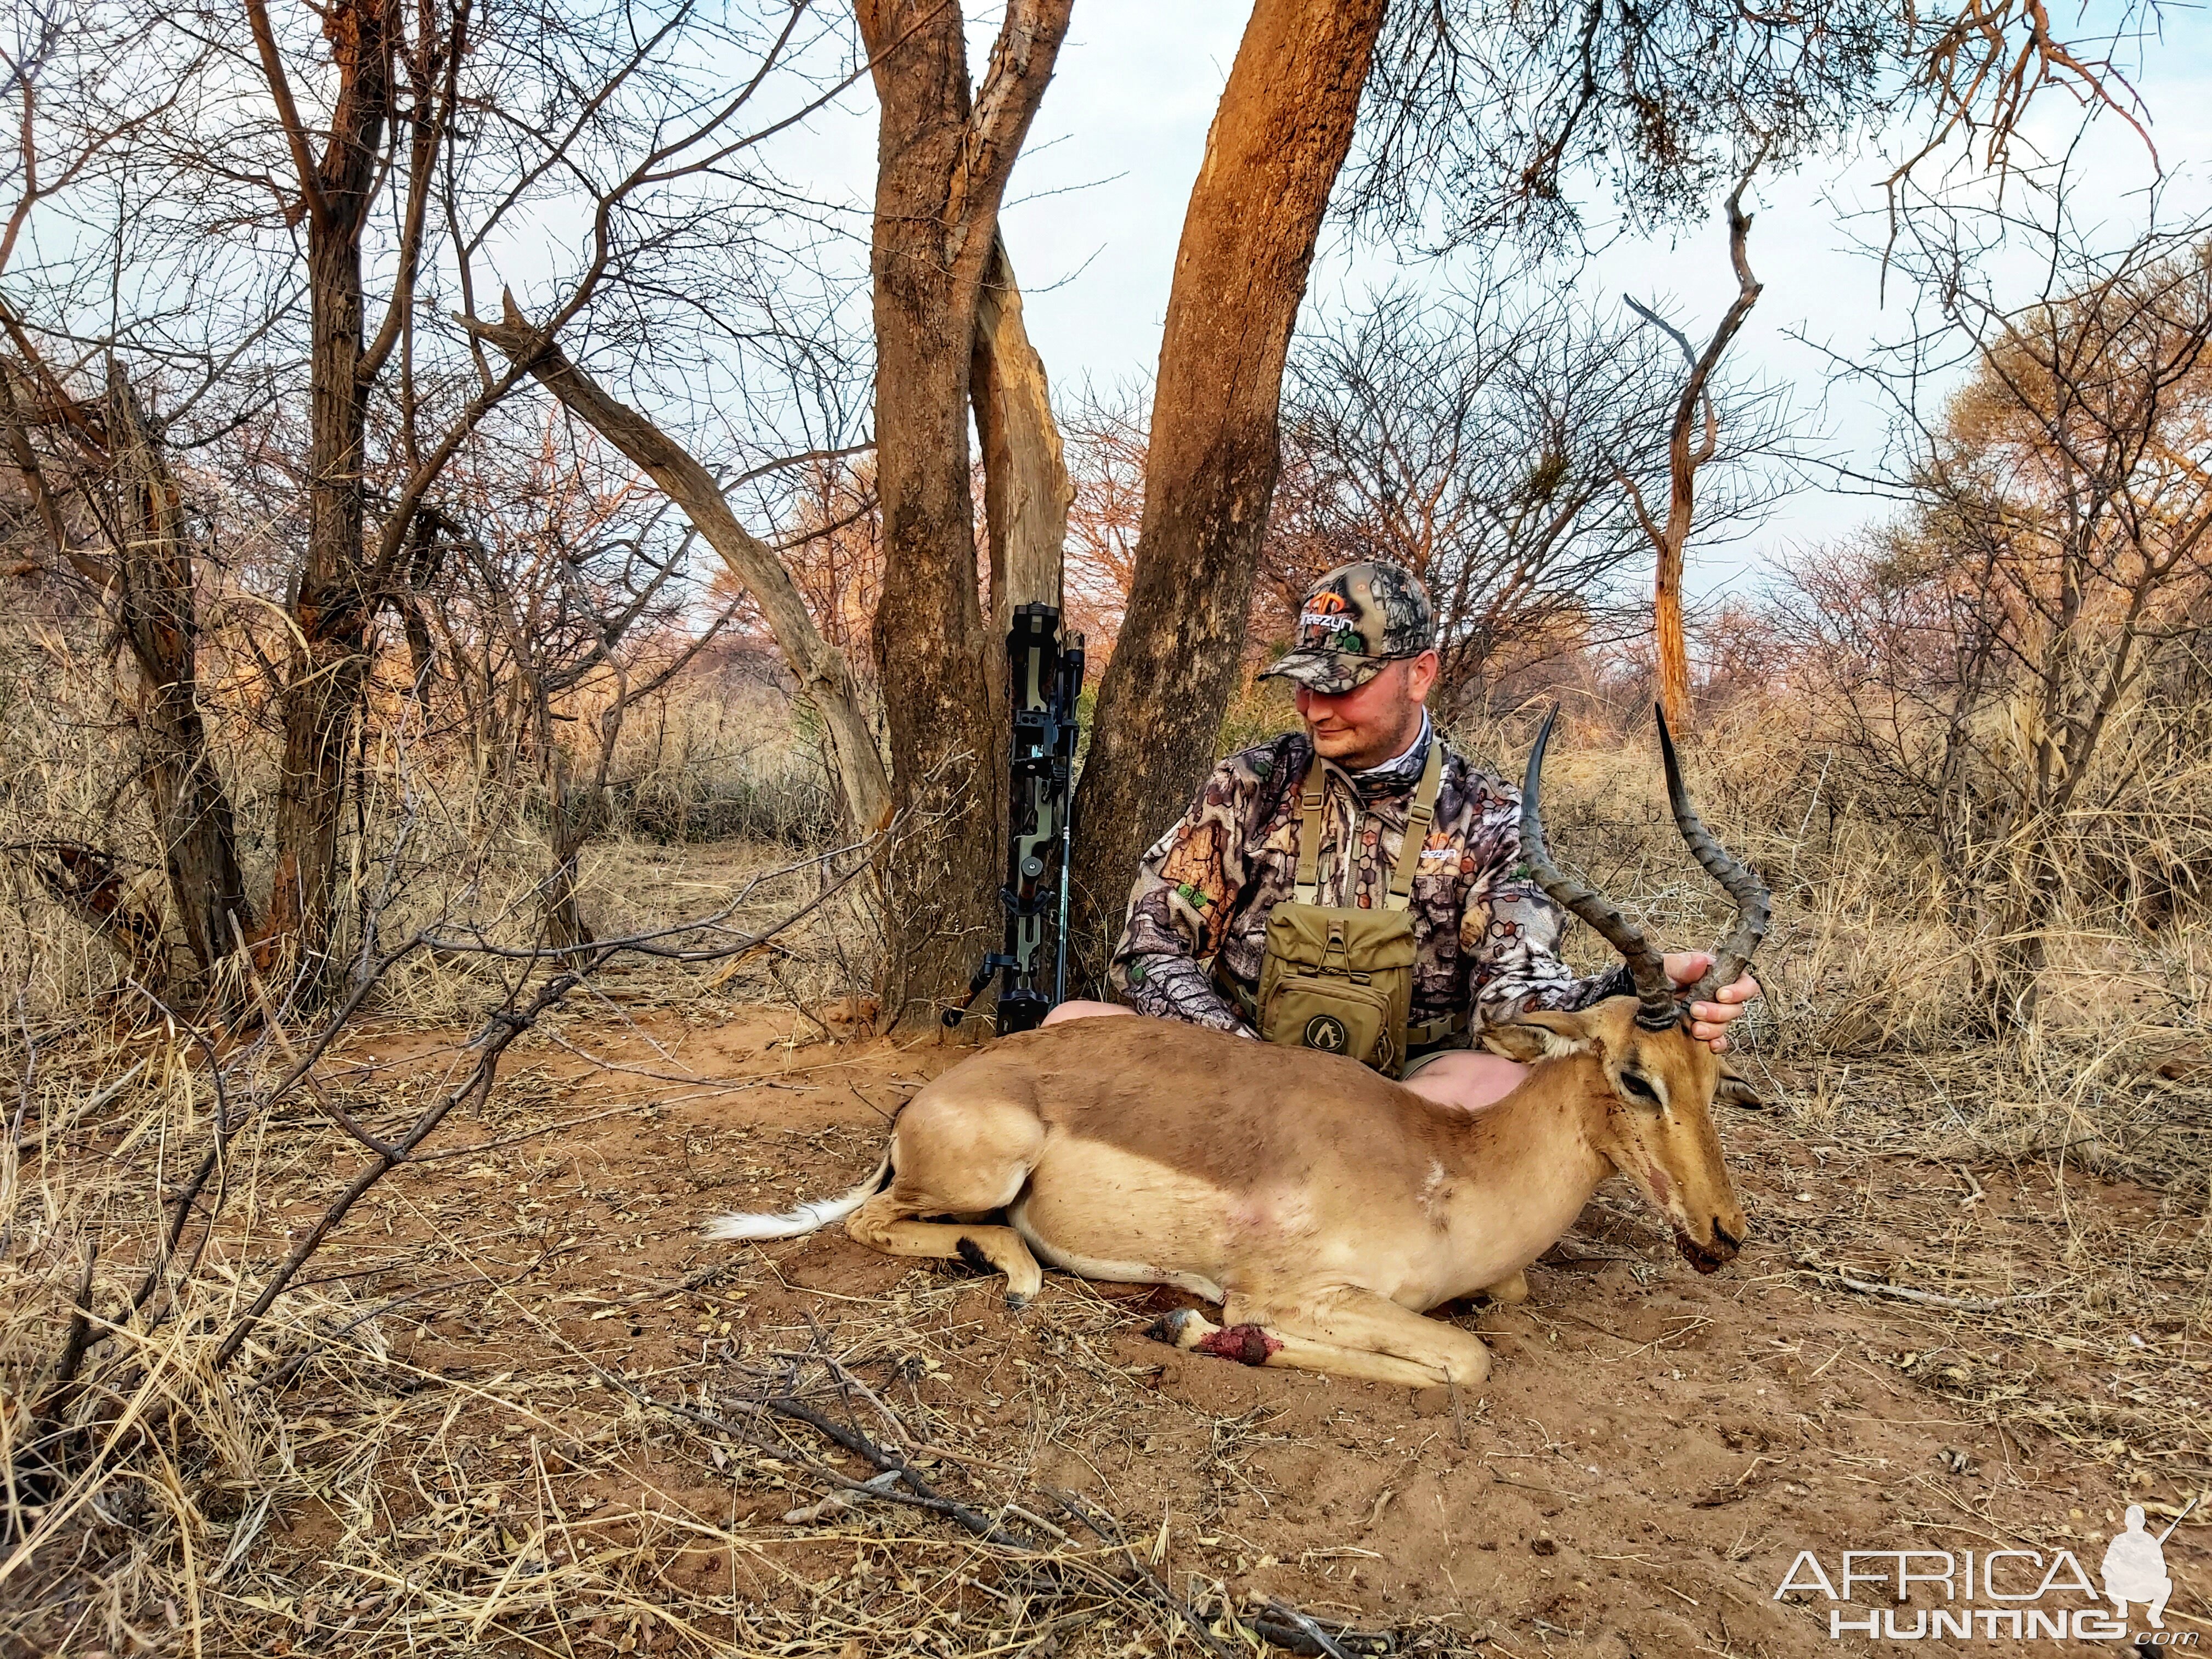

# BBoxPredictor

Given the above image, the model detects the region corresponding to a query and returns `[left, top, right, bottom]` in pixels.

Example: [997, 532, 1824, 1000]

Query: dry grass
[4, 639, 2211, 1654]
[0, 613, 870, 1035]
[0, 1026, 1484, 1657]
[1447, 698, 2212, 1197]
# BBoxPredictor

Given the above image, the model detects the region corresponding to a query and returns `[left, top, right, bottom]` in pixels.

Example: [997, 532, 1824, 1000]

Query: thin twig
[1810, 1262, 2063, 1313]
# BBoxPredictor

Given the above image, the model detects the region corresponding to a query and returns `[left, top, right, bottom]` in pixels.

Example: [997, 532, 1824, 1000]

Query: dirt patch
[23, 1009, 2212, 1655]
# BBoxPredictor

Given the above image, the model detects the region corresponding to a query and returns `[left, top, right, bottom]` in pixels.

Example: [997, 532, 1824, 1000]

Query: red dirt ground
[216, 1004, 2211, 1655]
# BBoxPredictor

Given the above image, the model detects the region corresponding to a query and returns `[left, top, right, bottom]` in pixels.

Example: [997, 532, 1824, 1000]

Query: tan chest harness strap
[1293, 742, 1443, 909]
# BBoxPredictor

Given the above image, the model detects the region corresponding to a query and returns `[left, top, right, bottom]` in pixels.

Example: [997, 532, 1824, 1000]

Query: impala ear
[1713, 1058, 1766, 1110]
[1481, 1009, 1596, 1063]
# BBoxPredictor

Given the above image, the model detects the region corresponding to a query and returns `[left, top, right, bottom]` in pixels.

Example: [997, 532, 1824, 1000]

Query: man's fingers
[1661, 955, 1764, 1000]
[1692, 973, 1764, 1047]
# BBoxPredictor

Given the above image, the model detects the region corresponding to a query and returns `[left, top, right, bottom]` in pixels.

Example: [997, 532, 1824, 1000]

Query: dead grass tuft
[5, 661, 2210, 1652]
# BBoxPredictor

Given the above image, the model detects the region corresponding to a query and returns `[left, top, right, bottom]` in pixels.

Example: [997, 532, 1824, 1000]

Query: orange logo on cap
[1296, 591, 1353, 639]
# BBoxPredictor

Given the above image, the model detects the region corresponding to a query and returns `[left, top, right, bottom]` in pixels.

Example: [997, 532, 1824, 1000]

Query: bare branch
[461, 292, 892, 834]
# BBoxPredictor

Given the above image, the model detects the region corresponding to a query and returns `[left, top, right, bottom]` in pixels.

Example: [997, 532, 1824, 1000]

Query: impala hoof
[1005, 1291, 1031, 1312]
[1148, 1307, 1222, 1351]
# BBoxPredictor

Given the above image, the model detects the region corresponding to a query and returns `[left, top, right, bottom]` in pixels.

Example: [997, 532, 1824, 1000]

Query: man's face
[1294, 651, 1438, 770]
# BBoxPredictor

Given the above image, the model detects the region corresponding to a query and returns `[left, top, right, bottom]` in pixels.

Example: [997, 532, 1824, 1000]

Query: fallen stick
[2157, 1496, 2199, 1544]
[1037, 1482, 1240, 1659]
[650, 1384, 1046, 1550]
[1260, 1597, 1358, 1659]
[783, 1469, 900, 1523]
[1812, 1263, 2060, 1314]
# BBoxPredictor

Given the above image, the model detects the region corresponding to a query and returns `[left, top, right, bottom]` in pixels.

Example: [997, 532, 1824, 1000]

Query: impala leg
[1289, 1286, 1494, 1386]
[1150, 1305, 1449, 1388]
[1150, 1288, 1491, 1390]
[845, 1193, 1046, 1306]
[842, 1097, 1049, 1306]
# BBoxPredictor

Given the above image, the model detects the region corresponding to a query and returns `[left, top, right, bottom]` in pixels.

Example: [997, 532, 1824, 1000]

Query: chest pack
[1252, 743, 1443, 1077]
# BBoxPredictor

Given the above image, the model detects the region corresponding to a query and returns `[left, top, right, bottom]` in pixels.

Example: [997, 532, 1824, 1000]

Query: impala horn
[1520, 707, 1680, 1030]
[1654, 703, 1770, 1007]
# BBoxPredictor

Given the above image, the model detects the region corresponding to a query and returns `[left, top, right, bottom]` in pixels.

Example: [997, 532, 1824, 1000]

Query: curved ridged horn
[1654, 703, 1770, 1006]
[1521, 707, 1679, 1030]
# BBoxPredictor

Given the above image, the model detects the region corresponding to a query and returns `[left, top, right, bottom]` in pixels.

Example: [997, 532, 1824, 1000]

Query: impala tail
[701, 1155, 890, 1242]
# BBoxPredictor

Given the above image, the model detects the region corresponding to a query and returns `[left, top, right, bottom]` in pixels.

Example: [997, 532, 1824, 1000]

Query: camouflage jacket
[1108, 722, 1632, 1040]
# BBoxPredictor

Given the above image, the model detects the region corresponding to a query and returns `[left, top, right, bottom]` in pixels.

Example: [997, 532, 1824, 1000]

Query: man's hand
[1661, 950, 1760, 1053]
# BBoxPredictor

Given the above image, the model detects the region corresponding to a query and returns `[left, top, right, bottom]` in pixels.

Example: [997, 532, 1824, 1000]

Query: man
[1046, 560, 1758, 1114]
[2102, 1505, 2173, 1629]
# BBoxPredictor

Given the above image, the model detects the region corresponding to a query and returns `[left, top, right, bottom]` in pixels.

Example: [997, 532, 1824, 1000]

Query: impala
[706, 710, 1769, 1389]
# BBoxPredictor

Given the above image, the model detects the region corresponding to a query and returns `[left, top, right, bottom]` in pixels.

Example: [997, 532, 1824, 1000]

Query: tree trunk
[267, 220, 371, 978]
[1066, 0, 1387, 974]
[257, 0, 394, 988]
[1623, 176, 1763, 737]
[867, 99, 1003, 1015]
[1653, 569, 1691, 735]
[856, 0, 1070, 1018]
[972, 231, 1073, 800]
[105, 368, 253, 981]
[1979, 821, 2058, 1031]
[543, 774, 596, 956]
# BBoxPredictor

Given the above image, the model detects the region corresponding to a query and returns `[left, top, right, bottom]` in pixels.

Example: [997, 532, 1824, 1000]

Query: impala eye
[1619, 1071, 1662, 1106]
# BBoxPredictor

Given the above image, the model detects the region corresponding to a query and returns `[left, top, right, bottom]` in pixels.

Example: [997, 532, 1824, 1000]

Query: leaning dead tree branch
[1623, 162, 1764, 733]
[461, 293, 892, 836]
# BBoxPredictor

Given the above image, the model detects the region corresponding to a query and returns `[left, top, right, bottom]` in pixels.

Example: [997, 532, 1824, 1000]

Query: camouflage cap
[1257, 561, 1436, 694]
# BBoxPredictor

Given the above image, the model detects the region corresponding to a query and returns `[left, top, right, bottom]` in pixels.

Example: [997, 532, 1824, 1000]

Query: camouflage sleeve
[1460, 786, 1636, 1028]
[1107, 759, 1261, 1037]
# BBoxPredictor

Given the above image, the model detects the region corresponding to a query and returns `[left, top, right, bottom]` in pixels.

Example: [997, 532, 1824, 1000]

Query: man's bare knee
[1403, 1050, 1527, 1112]
[1040, 999, 1135, 1028]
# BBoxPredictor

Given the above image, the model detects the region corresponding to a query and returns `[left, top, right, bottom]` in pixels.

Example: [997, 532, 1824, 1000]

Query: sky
[808, 4, 2212, 608]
